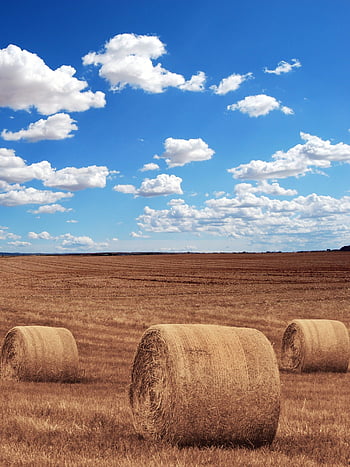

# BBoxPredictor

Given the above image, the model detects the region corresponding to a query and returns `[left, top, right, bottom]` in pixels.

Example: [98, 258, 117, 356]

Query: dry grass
[1, 325, 79, 382]
[0, 251, 349, 465]
[130, 324, 280, 447]
[281, 319, 350, 372]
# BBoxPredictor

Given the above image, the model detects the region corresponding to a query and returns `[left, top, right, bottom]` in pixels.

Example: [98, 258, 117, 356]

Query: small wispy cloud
[210, 72, 252, 95]
[264, 59, 301, 75]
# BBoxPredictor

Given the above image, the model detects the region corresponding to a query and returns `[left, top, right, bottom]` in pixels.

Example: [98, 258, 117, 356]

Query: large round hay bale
[1, 325, 79, 382]
[281, 319, 350, 373]
[129, 324, 280, 447]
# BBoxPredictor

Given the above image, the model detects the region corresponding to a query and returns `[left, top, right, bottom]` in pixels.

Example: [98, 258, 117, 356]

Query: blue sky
[1, 0, 350, 253]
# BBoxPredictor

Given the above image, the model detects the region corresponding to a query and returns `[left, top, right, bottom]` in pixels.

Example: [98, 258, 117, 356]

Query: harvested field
[0, 251, 349, 466]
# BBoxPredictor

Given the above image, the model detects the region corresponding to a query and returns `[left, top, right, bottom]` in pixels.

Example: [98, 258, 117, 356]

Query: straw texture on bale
[1, 326, 79, 382]
[281, 319, 350, 373]
[129, 324, 280, 447]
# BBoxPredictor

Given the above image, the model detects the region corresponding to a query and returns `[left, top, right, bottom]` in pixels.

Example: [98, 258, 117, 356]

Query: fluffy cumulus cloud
[0, 147, 109, 205]
[0, 44, 105, 115]
[28, 231, 53, 240]
[234, 181, 298, 197]
[43, 166, 109, 191]
[29, 204, 72, 215]
[227, 94, 294, 117]
[60, 234, 101, 249]
[114, 173, 183, 197]
[0, 147, 109, 190]
[28, 231, 107, 250]
[136, 188, 350, 249]
[157, 137, 215, 167]
[0, 148, 52, 184]
[133, 132, 350, 249]
[113, 184, 138, 195]
[210, 72, 252, 95]
[228, 132, 350, 180]
[0, 180, 21, 192]
[264, 59, 301, 75]
[0, 187, 73, 207]
[139, 162, 160, 172]
[83, 33, 206, 93]
[0, 227, 20, 241]
[130, 231, 150, 238]
[8, 240, 31, 247]
[1, 113, 78, 142]
[179, 71, 206, 92]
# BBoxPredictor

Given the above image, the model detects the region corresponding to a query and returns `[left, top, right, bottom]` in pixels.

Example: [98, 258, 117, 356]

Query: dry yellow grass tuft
[129, 323, 280, 447]
[280, 319, 350, 372]
[1, 325, 79, 382]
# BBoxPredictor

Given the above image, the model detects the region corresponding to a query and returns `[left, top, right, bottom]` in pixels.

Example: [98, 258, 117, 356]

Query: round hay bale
[281, 319, 350, 373]
[129, 324, 280, 447]
[1, 325, 79, 382]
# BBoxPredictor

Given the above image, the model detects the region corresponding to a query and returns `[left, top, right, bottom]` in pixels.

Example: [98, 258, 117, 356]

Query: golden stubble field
[0, 251, 349, 466]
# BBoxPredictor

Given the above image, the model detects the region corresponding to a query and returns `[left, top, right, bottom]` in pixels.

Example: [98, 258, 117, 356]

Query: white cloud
[0, 148, 109, 193]
[0, 44, 105, 115]
[159, 137, 215, 167]
[28, 231, 107, 250]
[229, 158, 309, 181]
[168, 198, 186, 206]
[136, 190, 350, 248]
[7, 241, 31, 247]
[264, 59, 301, 75]
[281, 105, 294, 115]
[227, 94, 294, 117]
[228, 132, 350, 180]
[0, 188, 73, 207]
[43, 165, 109, 190]
[234, 181, 298, 196]
[1, 113, 78, 142]
[214, 191, 227, 198]
[138, 174, 183, 197]
[139, 162, 160, 172]
[0, 227, 20, 240]
[83, 33, 205, 94]
[28, 231, 53, 240]
[0, 148, 53, 184]
[0, 180, 21, 192]
[210, 72, 252, 95]
[130, 231, 150, 238]
[113, 184, 138, 194]
[60, 234, 98, 249]
[114, 174, 183, 197]
[179, 71, 206, 92]
[29, 204, 72, 215]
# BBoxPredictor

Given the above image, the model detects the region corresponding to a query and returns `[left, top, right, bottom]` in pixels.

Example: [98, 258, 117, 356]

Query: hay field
[0, 251, 349, 466]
